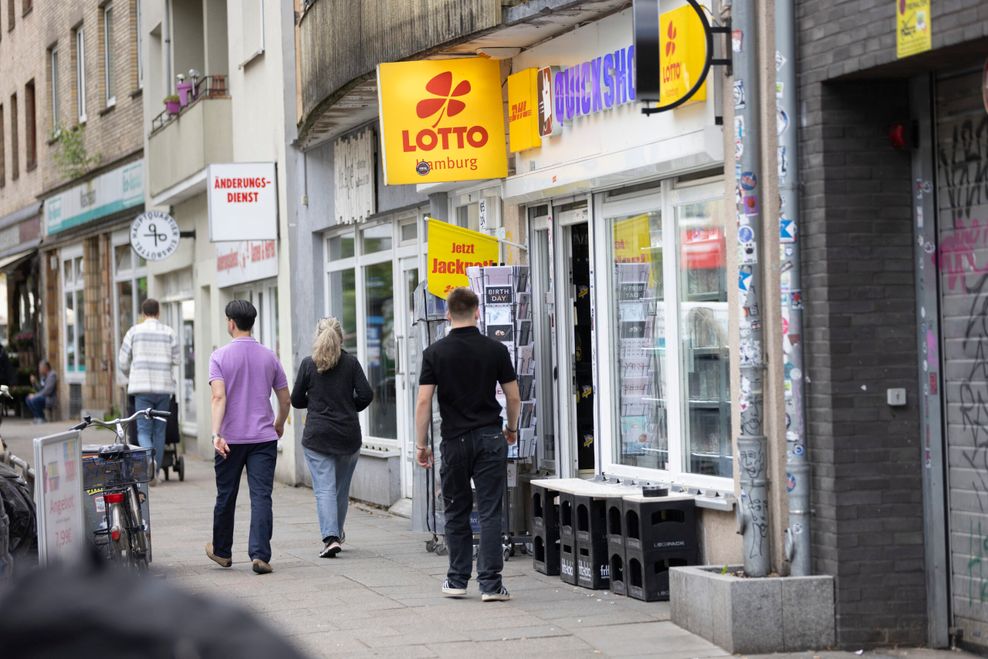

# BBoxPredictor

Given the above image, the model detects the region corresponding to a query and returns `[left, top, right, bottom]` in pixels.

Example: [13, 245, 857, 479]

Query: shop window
[677, 199, 730, 478]
[364, 260, 396, 439]
[611, 211, 668, 470]
[112, 240, 148, 364]
[400, 220, 417, 244]
[327, 269, 357, 353]
[328, 232, 354, 260]
[605, 184, 731, 481]
[361, 223, 391, 253]
[62, 253, 86, 376]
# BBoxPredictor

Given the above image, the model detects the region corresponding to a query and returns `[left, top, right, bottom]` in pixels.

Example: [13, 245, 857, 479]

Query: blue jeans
[212, 440, 278, 563]
[303, 446, 359, 542]
[134, 393, 171, 469]
[440, 426, 507, 594]
[25, 394, 46, 420]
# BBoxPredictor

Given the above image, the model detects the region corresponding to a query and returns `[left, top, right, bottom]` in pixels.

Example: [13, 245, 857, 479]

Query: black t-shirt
[419, 326, 517, 440]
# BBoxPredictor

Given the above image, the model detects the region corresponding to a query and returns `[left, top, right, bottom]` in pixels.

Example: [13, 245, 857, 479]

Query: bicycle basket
[82, 446, 155, 489]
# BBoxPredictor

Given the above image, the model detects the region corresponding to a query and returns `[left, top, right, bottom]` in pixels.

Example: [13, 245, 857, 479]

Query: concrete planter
[670, 565, 835, 654]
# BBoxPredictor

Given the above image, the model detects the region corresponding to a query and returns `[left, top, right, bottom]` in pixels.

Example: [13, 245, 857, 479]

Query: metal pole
[733, 0, 771, 578]
[775, 0, 810, 577]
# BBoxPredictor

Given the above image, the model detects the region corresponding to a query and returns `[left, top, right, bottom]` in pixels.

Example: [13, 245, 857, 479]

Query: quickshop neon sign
[553, 45, 637, 123]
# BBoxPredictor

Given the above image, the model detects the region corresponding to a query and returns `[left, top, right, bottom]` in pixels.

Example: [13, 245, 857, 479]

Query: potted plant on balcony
[163, 95, 181, 115]
[176, 73, 194, 107]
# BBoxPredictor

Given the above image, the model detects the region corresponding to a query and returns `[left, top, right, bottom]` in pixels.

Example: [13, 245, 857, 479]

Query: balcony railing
[150, 75, 229, 135]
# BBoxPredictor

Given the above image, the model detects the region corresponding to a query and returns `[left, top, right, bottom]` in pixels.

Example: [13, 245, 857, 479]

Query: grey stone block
[728, 577, 783, 654]
[670, 566, 835, 654]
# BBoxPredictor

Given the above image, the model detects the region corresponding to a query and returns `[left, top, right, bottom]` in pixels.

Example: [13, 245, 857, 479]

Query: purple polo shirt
[208, 337, 288, 443]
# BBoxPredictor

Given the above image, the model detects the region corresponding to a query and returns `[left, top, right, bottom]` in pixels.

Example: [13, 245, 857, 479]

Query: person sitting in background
[25, 361, 57, 424]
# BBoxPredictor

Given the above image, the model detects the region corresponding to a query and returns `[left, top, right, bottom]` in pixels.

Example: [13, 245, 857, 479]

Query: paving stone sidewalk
[1, 419, 977, 658]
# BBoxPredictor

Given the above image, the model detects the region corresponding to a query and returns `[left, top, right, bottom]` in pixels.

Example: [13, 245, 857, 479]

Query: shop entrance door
[395, 256, 420, 499]
[530, 210, 559, 474]
[554, 204, 596, 476]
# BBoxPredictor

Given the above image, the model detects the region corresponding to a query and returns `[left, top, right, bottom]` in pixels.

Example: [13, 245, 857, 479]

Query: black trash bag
[0, 462, 36, 559]
[0, 551, 311, 659]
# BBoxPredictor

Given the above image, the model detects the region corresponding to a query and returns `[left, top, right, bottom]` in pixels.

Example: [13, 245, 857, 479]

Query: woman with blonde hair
[291, 317, 373, 558]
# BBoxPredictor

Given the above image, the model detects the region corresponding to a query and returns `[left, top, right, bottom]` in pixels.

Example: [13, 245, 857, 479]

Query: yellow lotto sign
[377, 58, 508, 185]
[659, 4, 708, 107]
[896, 0, 931, 59]
[508, 68, 542, 153]
[426, 219, 499, 299]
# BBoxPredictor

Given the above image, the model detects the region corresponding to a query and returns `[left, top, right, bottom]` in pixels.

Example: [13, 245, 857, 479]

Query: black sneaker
[441, 579, 467, 597]
[481, 586, 511, 602]
[320, 537, 342, 558]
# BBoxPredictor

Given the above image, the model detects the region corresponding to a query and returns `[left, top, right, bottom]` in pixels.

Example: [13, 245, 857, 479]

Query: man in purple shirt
[205, 300, 290, 575]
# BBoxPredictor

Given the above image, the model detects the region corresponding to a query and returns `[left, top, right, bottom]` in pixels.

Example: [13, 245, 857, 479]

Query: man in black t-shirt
[416, 287, 521, 602]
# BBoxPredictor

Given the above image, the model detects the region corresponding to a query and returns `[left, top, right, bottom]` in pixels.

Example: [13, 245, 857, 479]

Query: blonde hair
[312, 317, 344, 373]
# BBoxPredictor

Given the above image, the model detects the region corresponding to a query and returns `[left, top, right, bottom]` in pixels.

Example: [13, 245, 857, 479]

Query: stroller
[127, 395, 185, 481]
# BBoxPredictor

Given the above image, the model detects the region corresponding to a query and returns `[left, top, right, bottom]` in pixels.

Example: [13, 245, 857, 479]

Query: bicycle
[73, 408, 170, 571]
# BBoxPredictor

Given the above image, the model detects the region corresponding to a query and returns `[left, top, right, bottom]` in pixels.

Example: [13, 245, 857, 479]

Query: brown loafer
[252, 559, 273, 575]
[205, 543, 232, 568]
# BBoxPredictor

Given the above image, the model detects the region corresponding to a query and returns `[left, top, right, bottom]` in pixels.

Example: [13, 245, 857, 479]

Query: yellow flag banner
[427, 219, 499, 299]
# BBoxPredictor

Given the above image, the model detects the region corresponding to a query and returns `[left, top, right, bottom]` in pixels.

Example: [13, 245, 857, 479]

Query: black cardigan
[290, 352, 374, 455]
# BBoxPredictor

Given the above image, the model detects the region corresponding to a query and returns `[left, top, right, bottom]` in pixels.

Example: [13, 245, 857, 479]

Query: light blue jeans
[303, 446, 359, 543]
[134, 393, 171, 469]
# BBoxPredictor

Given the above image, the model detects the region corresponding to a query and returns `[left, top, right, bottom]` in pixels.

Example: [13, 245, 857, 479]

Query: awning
[0, 242, 39, 271]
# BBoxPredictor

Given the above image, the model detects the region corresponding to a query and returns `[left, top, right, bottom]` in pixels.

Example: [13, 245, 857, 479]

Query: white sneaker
[441, 580, 467, 597]
[481, 586, 511, 602]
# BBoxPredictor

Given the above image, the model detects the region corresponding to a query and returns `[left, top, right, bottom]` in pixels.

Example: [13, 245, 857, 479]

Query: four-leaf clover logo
[416, 72, 471, 128]
[665, 22, 677, 58]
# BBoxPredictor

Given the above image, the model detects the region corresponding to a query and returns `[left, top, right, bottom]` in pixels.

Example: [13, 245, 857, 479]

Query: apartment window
[7, 0, 14, 31]
[22, 0, 30, 15]
[9, 93, 17, 181]
[0, 104, 5, 187]
[24, 80, 35, 170]
[75, 27, 87, 122]
[102, 6, 115, 105]
[49, 46, 61, 132]
[134, 0, 142, 89]
[62, 252, 86, 376]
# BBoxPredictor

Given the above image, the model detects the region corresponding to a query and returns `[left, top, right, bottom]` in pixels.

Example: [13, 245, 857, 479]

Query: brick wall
[39, 0, 144, 193]
[0, 0, 45, 218]
[793, 0, 964, 647]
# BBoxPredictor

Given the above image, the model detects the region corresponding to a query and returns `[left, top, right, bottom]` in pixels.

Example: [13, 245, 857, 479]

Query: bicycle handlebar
[70, 408, 172, 432]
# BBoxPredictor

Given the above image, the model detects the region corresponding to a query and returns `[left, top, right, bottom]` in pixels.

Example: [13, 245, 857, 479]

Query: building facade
[141, 0, 298, 481]
[37, 0, 146, 421]
[290, 0, 743, 565]
[0, 0, 45, 395]
[795, 0, 988, 652]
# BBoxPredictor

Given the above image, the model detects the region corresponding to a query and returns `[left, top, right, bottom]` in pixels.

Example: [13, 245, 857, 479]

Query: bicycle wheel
[123, 486, 150, 571]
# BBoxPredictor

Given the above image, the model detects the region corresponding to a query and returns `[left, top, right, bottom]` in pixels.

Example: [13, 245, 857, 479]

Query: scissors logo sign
[130, 211, 181, 261]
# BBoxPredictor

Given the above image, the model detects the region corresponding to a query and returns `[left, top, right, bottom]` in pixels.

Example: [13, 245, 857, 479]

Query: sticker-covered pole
[776, 0, 811, 577]
[733, 0, 771, 578]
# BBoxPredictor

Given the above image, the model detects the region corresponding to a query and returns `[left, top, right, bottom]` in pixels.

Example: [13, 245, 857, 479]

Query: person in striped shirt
[118, 298, 179, 484]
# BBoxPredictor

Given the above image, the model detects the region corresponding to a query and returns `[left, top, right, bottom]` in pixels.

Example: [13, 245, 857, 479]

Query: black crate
[574, 494, 607, 547]
[576, 536, 609, 590]
[624, 497, 698, 557]
[606, 498, 625, 551]
[533, 525, 561, 576]
[560, 538, 577, 585]
[531, 484, 559, 535]
[609, 547, 627, 597]
[626, 552, 691, 602]
[559, 492, 576, 543]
